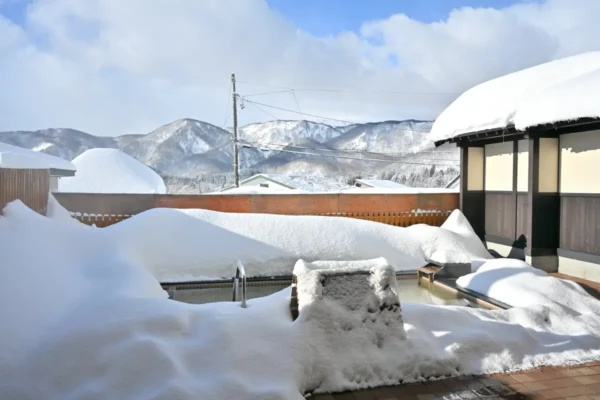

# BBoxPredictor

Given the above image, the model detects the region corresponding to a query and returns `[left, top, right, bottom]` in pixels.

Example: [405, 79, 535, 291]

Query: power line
[241, 99, 360, 125]
[247, 101, 279, 120]
[242, 99, 433, 131]
[242, 140, 458, 158]
[241, 143, 459, 166]
[220, 80, 232, 129]
[243, 89, 292, 97]
[237, 80, 460, 96]
[290, 90, 302, 114]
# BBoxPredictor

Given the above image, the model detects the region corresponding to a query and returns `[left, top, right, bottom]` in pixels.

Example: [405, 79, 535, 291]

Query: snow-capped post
[233, 260, 247, 308]
[231, 73, 240, 187]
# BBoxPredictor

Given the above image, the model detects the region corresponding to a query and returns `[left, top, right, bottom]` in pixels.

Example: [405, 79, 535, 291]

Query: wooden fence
[54, 192, 459, 228]
[72, 210, 451, 228]
[0, 168, 50, 215]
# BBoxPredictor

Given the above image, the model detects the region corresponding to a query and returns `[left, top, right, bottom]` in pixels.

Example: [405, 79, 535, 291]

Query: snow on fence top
[429, 51, 600, 142]
[0, 142, 75, 172]
[60, 148, 166, 194]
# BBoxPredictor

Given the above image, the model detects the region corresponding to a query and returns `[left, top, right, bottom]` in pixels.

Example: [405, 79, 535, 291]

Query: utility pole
[231, 73, 240, 187]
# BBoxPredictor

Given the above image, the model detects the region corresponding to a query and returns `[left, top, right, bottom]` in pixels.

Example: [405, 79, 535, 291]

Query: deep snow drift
[60, 148, 166, 194]
[106, 207, 492, 282]
[1, 201, 600, 399]
[430, 51, 600, 142]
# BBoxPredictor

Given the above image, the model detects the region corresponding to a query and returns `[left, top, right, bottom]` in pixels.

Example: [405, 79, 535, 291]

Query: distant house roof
[0, 143, 76, 176]
[429, 51, 600, 144]
[354, 179, 407, 189]
[220, 173, 349, 193]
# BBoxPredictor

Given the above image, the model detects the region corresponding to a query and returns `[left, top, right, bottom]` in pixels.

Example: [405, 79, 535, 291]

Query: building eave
[434, 117, 600, 147]
[50, 168, 76, 177]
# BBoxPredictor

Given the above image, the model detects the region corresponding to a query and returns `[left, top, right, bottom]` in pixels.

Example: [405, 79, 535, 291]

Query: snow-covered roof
[429, 51, 600, 143]
[233, 173, 350, 193]
[0, 142, 75, 175]
[60, 148, 166, 194]
[211, 185, 307, 195]
[355, 179, 407, 189]
[340, 187, 459, 194]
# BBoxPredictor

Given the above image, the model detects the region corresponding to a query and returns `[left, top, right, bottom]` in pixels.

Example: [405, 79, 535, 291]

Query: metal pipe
[233, 260, 247, 308]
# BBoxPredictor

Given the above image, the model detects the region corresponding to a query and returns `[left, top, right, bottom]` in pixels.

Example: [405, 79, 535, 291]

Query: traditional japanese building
[430, 51, 600, 282]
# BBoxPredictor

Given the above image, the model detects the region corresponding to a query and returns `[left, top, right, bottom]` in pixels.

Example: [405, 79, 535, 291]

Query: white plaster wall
[487, 242, 512, 258]
[539, 138, 558, 193]
[560, 130, 600, 194]
[50, 176, 59, 192]
[485, 142, 513, 191]
[517, 140, 529, 192]
[559, 256, 600, 283]
[467, 147, 484, 190]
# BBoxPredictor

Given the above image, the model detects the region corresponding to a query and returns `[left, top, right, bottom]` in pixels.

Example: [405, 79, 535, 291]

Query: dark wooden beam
[526, 137, 560, 272]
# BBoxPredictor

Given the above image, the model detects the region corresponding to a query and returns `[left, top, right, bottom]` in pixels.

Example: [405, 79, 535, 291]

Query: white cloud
[0, 0, 599, 136]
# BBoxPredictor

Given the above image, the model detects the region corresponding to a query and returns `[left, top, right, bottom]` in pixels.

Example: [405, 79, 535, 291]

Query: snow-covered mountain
[0, 118, 459, 192]
[240, 120, 343, 146]
[326, 120, 434, 154]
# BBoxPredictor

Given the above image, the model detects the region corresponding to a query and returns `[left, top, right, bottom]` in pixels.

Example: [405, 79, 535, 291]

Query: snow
[46, 194, 85, 226]
[104, 208, 492, 282]
[457, 258, 600, 314]
[0, 142, 75, 171]
[0, 202, 301, 399]
[1, 200, 600, 399]
[218, 184, 459, 194]
[32, 142, 54, 152]
[236, 173, 350, 193]
[294, 258, 408, 392]
[212, 185, 305, 195]
[429, 51, 600, 142]
[341, 187, 459, 194]
[60, 148, 166, 194]
[355, 179, 407, 189]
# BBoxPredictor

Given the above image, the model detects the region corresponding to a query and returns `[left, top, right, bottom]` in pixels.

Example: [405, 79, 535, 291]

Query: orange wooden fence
[54, 192, 459, 228]
[72, 210, 451, 228]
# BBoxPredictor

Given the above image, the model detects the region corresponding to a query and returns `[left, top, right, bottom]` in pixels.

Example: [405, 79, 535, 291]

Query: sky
[0, 0, 598, 136]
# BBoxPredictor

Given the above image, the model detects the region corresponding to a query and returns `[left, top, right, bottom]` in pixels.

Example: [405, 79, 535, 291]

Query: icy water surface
[170, 279, 472, 306]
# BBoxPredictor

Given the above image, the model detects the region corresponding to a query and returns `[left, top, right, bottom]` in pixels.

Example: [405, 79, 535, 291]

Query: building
[219, 174, 349, 193]
[0, 142, 76, 213]
[429, 51, 600, 282]
[354, 179, 407, 189]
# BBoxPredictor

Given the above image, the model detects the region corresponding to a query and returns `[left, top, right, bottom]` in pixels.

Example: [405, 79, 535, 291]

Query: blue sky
[4, 0, 532, 34]
[0, 0, 31, 25]
[267, 0, 528, 36]
[2, 0, 593, 135]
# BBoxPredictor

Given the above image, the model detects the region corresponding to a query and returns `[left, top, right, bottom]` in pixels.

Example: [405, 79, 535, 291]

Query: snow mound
[46, 194, 84, 226]
[60, 148, 166, 194]
[1, 202, 600, 399]
[0, 201, 302, 400]
[430, 51, 600, 142]
[108, 208, 492, 282]
[294, 258, 407, 393]
[457, 258, 600, 315]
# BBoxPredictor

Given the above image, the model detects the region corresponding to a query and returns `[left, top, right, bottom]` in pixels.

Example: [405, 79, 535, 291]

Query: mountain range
[0, 118, 459, 192]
